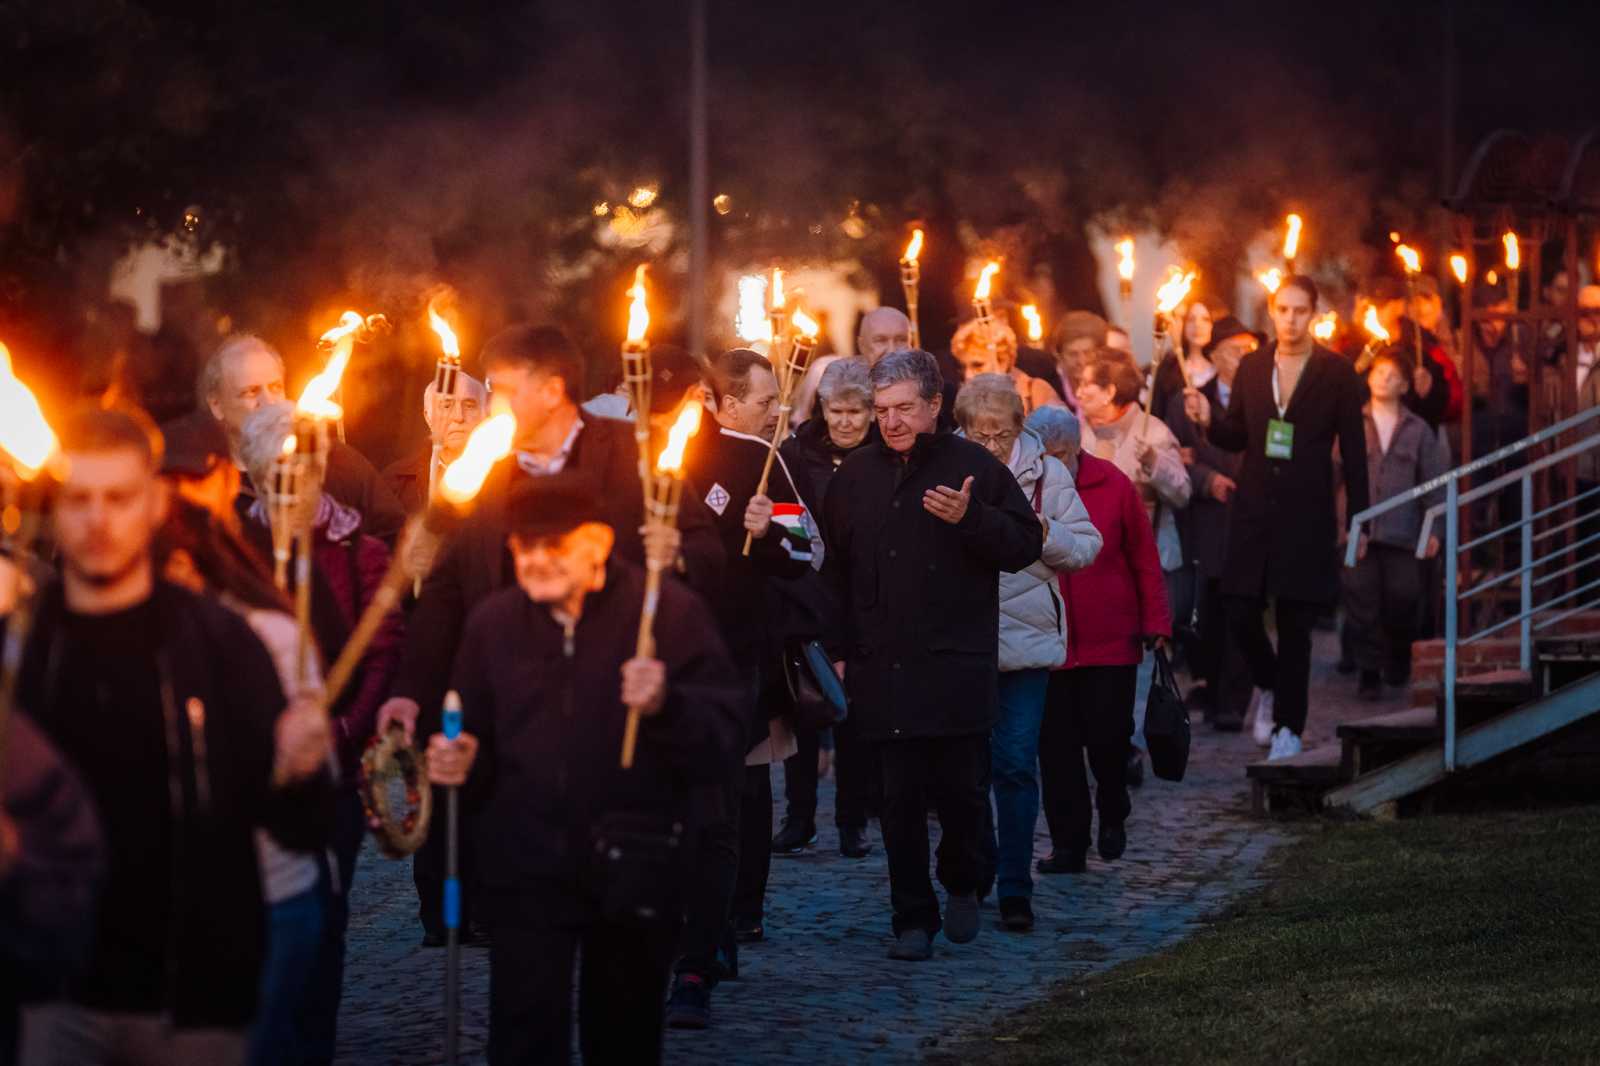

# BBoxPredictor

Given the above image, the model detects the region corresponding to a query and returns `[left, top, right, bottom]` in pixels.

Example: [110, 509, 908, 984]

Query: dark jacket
[1350, 404, 1451, 550]
[394, 414, 725, 722]
[1164, 374, 1241, 579]
[18, 581, 334, 1029]
[453, 559, 742, 910]
[779, 416, 869, 520]
[822, 431, 1042, 741]
[321, 439, 408, 544]
[380, 447, 433, 516]
[1206, 342, 1370, 605]
[1059, 454, 1170, 667]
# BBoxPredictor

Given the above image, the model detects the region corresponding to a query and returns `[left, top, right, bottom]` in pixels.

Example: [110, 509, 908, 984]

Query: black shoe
[998, 896, 1035, 932]
[1098, 822, 1127, 861]
[420, 930, 446, 948]
[1036, 850, 1087, 874]
[1359, 670, 1381, 701]
[943, 892, 980, 944]
[839, 825, 873, 858]
[1126, 751, 1145, 789]
[887, 928, 933, 961]
[770, 819, 817, 855]
[733, 919, 764, 944]
[665, 974, 712, 1029]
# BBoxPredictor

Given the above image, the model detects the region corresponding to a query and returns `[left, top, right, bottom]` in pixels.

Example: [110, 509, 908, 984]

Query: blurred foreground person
[18, 407, 333, 1066]
[425, 475, 741, 1066]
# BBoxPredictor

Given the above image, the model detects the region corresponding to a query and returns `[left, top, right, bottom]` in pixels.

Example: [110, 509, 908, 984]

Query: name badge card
[1266, 419, 1294, 460]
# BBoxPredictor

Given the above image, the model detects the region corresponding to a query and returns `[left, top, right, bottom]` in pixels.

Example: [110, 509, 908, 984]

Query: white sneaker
[1267, 727, 1303, 761]
[1252, 688, 1276, 747]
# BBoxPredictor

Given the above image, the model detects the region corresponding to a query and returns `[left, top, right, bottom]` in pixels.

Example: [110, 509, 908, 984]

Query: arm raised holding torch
[741, 307, 821, 556]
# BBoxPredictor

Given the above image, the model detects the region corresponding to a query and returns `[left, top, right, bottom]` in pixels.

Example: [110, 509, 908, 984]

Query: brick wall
[1410, 611, 1600, 707]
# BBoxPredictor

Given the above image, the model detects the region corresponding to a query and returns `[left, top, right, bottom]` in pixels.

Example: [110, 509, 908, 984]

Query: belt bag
[590, 813, 684, 926]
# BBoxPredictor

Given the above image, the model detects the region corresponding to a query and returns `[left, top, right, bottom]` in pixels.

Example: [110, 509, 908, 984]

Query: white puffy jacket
[997, 430, 1104, 671]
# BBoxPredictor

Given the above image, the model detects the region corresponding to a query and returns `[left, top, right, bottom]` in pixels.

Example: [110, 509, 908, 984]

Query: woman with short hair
[950, 320, 1065, 416]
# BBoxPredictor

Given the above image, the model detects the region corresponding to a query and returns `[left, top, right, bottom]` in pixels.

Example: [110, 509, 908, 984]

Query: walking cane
[441, 689, 464, 1066]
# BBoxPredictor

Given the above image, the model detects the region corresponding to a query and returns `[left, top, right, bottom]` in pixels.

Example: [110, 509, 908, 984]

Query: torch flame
[770, 268, 785, 310]
[1395, 244, 1421, 274]
[1115, 238, 1135, 282]
[0, 343, 59, 479]
[427, 298, 460, 362]
[1156, 267, 1197, 314]
[1450, 254, 1469, 285]
[626, 265, 650, 346]
[903, 229, 924, 264]
[300, 309, 375, 420]
[280, 435, 297, 457]
[974, 261, 1001, 302]
[736, 275, 773, 342]
[318, 311, 366, 349]
[654, 401, 703, 475]
[1256, 267, 1283, 295]
[1503, 230, 1520, 271]
[439, 399, 516, 506]
[1021, 305, 1043, 343]
[1362, 305, 1390, 342]
[1312, 312, 1339, 342]
[1283, 214, 1303, 260]
[791, 307, 820, 340]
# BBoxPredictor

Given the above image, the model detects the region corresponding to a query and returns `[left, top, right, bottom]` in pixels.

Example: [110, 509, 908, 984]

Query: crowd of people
[1, 257, 1568, 1066]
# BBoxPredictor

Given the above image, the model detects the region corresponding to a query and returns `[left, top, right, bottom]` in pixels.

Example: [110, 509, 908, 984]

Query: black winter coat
[1206, 343, 1370, 605]
[17, 581, 334, 1029]
[1163, 374, 1240, 580]
[452, 559, 742, 914]
[394, 414, 726, 721]
[822, 432, 1043, 741]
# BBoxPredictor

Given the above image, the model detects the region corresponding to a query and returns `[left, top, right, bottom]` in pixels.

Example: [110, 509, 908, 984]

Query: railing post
[1521, 476, 1533, 673]
[1444, 478, 1459, 773]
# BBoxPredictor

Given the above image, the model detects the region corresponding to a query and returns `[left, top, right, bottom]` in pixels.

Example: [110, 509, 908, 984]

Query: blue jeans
[988, 668, 1050, 900]
[249, 886, 324, 1066]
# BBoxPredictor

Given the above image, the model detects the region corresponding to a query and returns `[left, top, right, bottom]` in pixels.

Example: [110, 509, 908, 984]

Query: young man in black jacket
[16, 407, 334, 1066]
[424, 474, 742, 1066]
[823, 350, 1043, 961]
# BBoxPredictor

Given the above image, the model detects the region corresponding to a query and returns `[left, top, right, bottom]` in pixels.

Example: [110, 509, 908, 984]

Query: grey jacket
[1361, 405, 1452, 549]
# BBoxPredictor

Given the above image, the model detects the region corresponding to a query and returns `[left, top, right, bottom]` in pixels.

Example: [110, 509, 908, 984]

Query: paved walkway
[336, 631, 1400, 1064]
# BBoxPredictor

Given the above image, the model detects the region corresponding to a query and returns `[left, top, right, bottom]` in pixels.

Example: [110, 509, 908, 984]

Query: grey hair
[198, 334, 283, 407]
[237, 401, 298, 485]
[1025, 405, 1081, 453]
[816, 357, 872, 409]
[869, 349, 942, 402]
[954, 373, 1023, 429]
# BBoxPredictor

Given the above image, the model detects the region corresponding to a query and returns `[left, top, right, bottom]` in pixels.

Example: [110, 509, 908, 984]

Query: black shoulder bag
[1143, 645, 1191, 782]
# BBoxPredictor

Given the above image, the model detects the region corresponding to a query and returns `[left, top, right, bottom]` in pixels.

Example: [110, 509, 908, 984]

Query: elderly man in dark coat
[822, 349, 1042, 961]
[1184, 277, 1370, 760]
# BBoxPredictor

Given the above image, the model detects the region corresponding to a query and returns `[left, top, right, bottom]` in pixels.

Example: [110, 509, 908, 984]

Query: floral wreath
[358, 723, 433, 859]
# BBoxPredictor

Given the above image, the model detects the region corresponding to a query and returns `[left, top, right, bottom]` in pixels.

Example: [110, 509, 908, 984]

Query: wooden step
[1445, 669, 1534, 731]
[1337, 706, 1442, 744]
[1246, 743, 1344, 816]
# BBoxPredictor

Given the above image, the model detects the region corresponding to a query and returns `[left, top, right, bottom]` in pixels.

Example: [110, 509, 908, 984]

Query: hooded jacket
[994, 429, 1103, 671]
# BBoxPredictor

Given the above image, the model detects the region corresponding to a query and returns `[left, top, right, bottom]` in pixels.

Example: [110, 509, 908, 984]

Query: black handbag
[1143, 645, 1191, 782]
[781, 638, 849, 732]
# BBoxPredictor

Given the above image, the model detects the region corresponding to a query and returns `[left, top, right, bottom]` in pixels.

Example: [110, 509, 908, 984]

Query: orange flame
[654, 401, 703, 475]
[626, 265, 650, 346]
[1283, 214, 1303, 260]
[792, 307, 820, 340]
[902, 229, 924, 264]
[1449, 255, 1469, 285]
[439, 397, 516, 505]
[1312, 311, 1338, 341]
[1021, 305, 1043, 343]
[1362, 305, 1390, 342]
[1395, 244, 1421, 274]
[427, 297, 460, 362]
[770, 268, 785, 310]
[1115, 238, 1135, 282]
[1156, 267, 1197, 314]
[280, 435, 297, 457]
[1503, 230, 1520, 271]
[1256, 267, 1283, 295]
[300, 310, 372, 420]
[0, 343, 58, 479]
[974, 261, 1001, 302]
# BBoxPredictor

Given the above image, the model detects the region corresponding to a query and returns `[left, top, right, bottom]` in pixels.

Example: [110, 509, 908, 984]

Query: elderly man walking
[822, 350, 1042, 961]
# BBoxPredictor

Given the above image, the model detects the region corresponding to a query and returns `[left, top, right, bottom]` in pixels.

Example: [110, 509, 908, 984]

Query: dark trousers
[782, 715, 874, 830]
[878, 734, 989, 936]
[488, 917, 677, 1065]
[414, 785, 476, 937]
[1195, 576, 1253, 720]
[303, 789, 366, 1066]
[1038, 666, 1136, 855]
[1342, 544, 1423, 676]
[676, 759, 742, 983]
[1224, 595, 1321, 736]
[734, 764, 772, 925]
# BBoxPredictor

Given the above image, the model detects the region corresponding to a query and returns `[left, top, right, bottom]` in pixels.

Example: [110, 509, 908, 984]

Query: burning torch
[1145, 267, 1196, 434]
[422, 296, 463, 596]
[972, 261, 1001, 363]
[741, 307, 821, 557]
[1503, 230, 1521, 310]
[626, 401, 703, 767]
[1356, 304, 1391, 375]
[1116, 237, 1136, 326]
[1021, 305, 1044, 347]
[1282, 213, 1303, 274]
[620, 265, 653, 511]
[900, 229, 924, 350]
[1396, 242, 1424, 370]
[768, 267, 789, 369]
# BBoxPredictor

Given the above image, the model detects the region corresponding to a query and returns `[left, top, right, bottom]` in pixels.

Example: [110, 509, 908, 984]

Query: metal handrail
[1343, 405, 1600, 773]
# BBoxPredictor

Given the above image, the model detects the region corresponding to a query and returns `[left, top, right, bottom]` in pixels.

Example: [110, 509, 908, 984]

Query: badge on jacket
[1266, 419, 1294, 460]
[705, 483, 730, 515]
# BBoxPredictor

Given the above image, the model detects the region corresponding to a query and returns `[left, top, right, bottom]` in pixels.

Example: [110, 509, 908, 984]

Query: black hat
[159, 410, 231, 478]
[505, 472, 606, 539]
[1203, 316, 1258, 359]
[647, 344, 706, 415]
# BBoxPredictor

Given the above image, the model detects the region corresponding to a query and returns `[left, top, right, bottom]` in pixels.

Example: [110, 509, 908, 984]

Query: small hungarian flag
[770, 502, 816, 565]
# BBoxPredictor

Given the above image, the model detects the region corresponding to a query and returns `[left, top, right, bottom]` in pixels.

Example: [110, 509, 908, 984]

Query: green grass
[938, 807, 1600, 1066]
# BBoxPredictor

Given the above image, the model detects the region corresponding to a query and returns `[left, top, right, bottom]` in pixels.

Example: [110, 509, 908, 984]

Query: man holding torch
[422, 473, 742, 1066]
[382, 372, 488, 515]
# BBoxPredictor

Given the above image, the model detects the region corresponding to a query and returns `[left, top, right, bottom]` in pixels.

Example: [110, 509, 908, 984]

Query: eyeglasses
[967, 429, 1019, 449]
